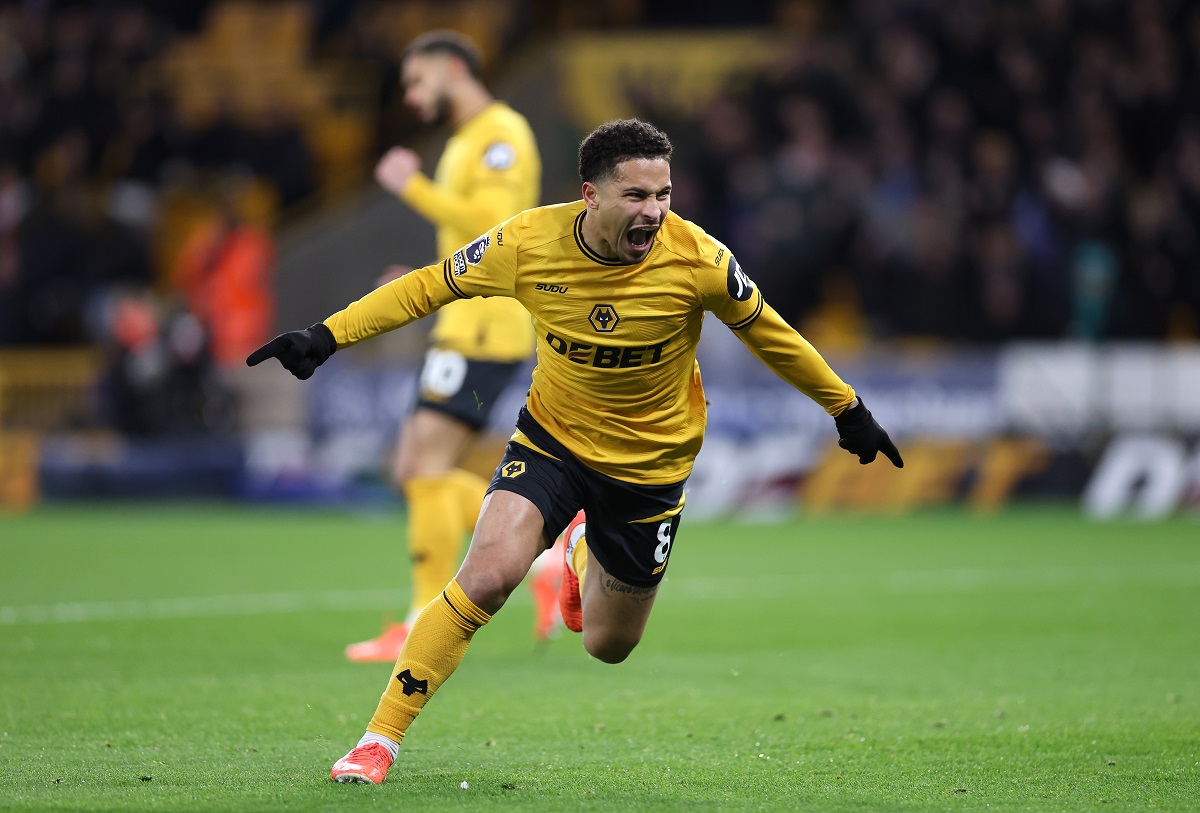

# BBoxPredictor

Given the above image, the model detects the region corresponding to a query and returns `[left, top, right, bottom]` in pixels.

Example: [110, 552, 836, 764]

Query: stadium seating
[0, 349, 104, 509]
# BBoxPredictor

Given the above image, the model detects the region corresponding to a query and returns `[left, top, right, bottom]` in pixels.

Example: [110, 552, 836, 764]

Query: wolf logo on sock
[396, 670, 429, 696]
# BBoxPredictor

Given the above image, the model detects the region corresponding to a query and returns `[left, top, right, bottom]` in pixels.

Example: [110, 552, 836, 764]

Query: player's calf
[582, 625, 644, 664]
[576, 554, 659, 663]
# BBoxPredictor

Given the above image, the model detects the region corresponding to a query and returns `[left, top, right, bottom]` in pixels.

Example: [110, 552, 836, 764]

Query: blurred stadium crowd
[663, 0, 1200, 343]
[0, 1, 357, 355]
[0, 0, 1198, 441]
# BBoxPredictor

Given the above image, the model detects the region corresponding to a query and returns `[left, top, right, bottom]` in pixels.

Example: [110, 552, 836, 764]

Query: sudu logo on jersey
[589, 304, 619, 333]
[452, 233, 491, 276]
[726, 256, 755, 302]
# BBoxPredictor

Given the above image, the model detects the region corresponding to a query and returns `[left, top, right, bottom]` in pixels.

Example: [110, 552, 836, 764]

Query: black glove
[834, 397, 903, 468]
[246, 323, 337, 380]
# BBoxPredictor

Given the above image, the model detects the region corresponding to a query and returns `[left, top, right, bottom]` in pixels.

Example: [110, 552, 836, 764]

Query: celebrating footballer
[247, 117, 903, 785]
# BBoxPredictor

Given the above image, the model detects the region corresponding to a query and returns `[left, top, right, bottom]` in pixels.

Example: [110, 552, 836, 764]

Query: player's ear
[582, 181, 599, 209]
[445, 53, 471, 81]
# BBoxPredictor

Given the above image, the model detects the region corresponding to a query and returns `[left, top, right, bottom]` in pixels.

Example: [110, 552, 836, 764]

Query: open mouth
[626, 225, 658, 251]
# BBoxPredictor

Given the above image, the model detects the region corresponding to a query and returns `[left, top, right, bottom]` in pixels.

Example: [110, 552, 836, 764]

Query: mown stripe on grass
[3, 562, 1197, 625]
[0, 588, 402, 625]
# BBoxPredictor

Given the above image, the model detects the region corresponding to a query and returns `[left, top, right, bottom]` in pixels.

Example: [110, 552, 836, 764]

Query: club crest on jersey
[589, 304, 619, 333]
[501, 461, 526, 478]
[726, 256, 755, 302]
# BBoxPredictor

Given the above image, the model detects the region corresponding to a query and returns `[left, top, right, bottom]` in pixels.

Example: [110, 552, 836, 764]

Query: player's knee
[582, 628, 641, 664]
[392, 446, 442, 489]
[393, 457, 420, 490]
[455, 548, 527, 615]
[456, 568, 519, 614]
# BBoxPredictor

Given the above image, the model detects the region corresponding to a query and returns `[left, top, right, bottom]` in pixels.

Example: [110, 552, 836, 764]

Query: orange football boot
[529, 539, 564, 640]
[558, 510, 586, 633]
[330, 742, 393, 784]
[344, 623, 410, 663]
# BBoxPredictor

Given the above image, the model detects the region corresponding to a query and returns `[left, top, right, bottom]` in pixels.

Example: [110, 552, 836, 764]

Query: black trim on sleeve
[724, 291, 764, 331]
[443, 259, 468, 299]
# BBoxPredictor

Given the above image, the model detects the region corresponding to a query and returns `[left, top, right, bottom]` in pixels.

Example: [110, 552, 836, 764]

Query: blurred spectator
[248, 105, 315, 209]
[1111, 176, 1194, 338]
[103, 94, 188, 189]
[1068, 240, 1117, 340]
[9, 182, 91, 345]
[189, 94, 257, 174]
[171, 183, 275, 367]
[0, 160, 30, 345]
[101, 291, 234, 437]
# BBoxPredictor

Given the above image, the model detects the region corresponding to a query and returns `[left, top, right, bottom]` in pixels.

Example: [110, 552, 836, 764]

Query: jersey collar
[574, 209, 634, 266]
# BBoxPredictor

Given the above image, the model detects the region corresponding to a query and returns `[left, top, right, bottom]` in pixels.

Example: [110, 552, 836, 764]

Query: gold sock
[366, 579, 491, 744]
[445, 468, 488, 531]
[571, 536, 589, 591]
[403, 476, 468, 614]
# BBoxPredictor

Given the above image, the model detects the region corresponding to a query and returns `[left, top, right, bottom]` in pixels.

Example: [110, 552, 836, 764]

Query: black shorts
[486, 408, 686, 587]
[414, 348, 524, 431]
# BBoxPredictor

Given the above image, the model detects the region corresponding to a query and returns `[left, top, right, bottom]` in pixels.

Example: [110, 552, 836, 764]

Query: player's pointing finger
[246, 336, 287, 367]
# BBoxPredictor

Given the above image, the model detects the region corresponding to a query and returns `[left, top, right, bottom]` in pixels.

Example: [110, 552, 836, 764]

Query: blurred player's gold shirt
[400, 101, 539, 361]
[326, 201, 855, 484]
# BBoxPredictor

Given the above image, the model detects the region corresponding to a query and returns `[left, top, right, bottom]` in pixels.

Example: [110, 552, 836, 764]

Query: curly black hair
[578, 119, 673, 184]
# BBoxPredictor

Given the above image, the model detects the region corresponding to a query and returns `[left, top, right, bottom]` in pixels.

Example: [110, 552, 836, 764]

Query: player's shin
[446, 468, 488, 531]
[365, 578, 492, 744]
[403, 477, 470, 613]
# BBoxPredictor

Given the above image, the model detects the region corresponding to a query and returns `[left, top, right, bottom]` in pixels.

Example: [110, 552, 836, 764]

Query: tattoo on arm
[599, 576, 658, 603]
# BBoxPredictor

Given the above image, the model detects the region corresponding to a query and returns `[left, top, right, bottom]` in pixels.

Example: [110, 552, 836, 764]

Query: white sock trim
[358, 732, 400, 762]
[565, 521, 586, 575]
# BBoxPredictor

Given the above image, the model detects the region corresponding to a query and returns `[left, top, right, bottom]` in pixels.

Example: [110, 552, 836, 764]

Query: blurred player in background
[344, 31, 558, 663]
[248, 118, 902, 784]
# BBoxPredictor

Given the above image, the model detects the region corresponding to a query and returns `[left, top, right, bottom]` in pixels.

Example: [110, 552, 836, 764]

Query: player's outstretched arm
[247, 228, 516, 380]
[697, 242, 903, 469]
[246, 323, 337, 380]
[833, 397, 904, 468]
[726, 301, 903, 468]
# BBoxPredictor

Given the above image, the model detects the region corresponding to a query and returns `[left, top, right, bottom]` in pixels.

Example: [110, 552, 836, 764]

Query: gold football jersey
[326, 201, 856, 484]
[399, 101, 539, 361]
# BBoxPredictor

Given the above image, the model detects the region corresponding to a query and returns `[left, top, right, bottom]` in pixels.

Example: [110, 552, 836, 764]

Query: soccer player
[343, 31, 550, 663]
[247, 119, 903, 784]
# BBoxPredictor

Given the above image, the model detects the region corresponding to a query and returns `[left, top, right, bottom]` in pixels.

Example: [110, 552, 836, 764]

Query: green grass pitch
[0, 504, 1197, 811]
